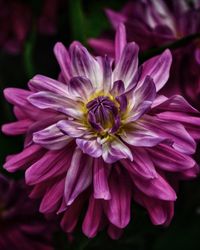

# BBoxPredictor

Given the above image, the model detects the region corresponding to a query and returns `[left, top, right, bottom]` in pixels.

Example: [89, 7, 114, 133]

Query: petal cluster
[2, 24, 200, 239]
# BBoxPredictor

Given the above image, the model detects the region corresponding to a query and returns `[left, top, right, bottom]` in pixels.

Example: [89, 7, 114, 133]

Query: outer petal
[122, 148, 157, 179]
[131, 173, 177, 201]
[134, 191, 174, 226]
[141, 115, 196, 155]
[148, 144, 196, 172]
[4, 88, 31, 106]
[104, 167, 131, 228]
[102, 137, 133, 164]
[54, 42, 71, 82]
[139, 49, 172, 92]
[3, 145, 45, 172]
[93, 158, 111, 200]
[82, 197, 103, 238]
[115, 23, 127, 64]
[2, 119, 32, 135]
[113, 42, 139, 89]
[64, 148, 93, 206]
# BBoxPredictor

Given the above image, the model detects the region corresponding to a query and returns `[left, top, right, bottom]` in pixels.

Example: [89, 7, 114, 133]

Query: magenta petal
[115, 23, 127, 64]
[148, 144, 195, 172]
[88, 38, 114, 57]
[2, 119, 32, 135]
[142, 116, 196, 155]
[105, 9, 126, 29]
[61, 195, 85, 233]
[4, 88, 31, 106]
[113, 42, 139, 89]
[28, 74, 68, 94]
[39, 178, 65, 214]
[64, 148, 93, 205]
[104, 168, 131, 228]
[82, 196, 102, 238]
[33, 124, 71, 150]
[132, 173, 177, 201]
[76, 138, 102, 158]
[122, 148, 157, 179]
[140, 49, 172, 92]
[25, 149, 71, 185]
[102, 138, 133, 164]
[99, 55, 113, 93]
[54, 42, 71, 82]
[57, 120, 87, 138]
[134, 191, 174, 226]
[93, 158, 111, 200]
[3, 145, 44, 172]
[107, 224, 123, 240]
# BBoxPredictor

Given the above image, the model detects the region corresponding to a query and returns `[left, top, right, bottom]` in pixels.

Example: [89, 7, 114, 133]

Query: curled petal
[2, 120, 32, 135]
[57, 120, 87, 138]
[76, 138, 102, 158]
[33, 124, 71, 150]
[102, 137, 133, 164]
[28, 75, 68, 94]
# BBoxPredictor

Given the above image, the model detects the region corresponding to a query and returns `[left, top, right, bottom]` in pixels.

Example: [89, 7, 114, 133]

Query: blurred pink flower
[2, 24, 200, 239]
[0, 174, 54, 249]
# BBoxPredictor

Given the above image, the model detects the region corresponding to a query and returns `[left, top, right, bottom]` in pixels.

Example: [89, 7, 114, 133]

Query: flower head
[2, 24, 200, 239]
[0, 175, 54, 249]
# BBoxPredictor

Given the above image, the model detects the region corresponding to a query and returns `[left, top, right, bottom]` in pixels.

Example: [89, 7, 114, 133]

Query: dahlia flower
[0, 175, 54, 249]
[89, 0, 200, 53]
[2, 24, 200, 239]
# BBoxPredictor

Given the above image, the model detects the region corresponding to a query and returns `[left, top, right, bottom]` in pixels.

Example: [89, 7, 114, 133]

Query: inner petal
[86, 96, 119, 132]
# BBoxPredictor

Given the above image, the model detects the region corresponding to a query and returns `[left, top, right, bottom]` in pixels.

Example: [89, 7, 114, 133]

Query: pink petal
[64, 148, 93, 205]
[104, 168, 131, 228]
[93, 158, 111, 200]
[2, 119, 32, 135]
[82, 196, 103, 238]
[115, 23, 127, 64]
[28, 74, 68, 94]
[139, 49, 172, 92]
[54, 42, 71, 82]
[113, 42, 139, 89]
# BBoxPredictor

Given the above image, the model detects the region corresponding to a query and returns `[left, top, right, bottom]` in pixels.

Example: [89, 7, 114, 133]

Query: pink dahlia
[89, 0, 200, 53]
[2, 24, 200, 239]
[0, 175, 54, 250]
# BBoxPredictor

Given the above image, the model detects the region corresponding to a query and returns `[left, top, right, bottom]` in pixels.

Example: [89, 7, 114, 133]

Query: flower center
[86, 96, 120, 133]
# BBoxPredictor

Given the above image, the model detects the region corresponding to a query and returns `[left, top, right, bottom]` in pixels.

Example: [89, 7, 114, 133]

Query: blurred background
[0, 0, 200, 249]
